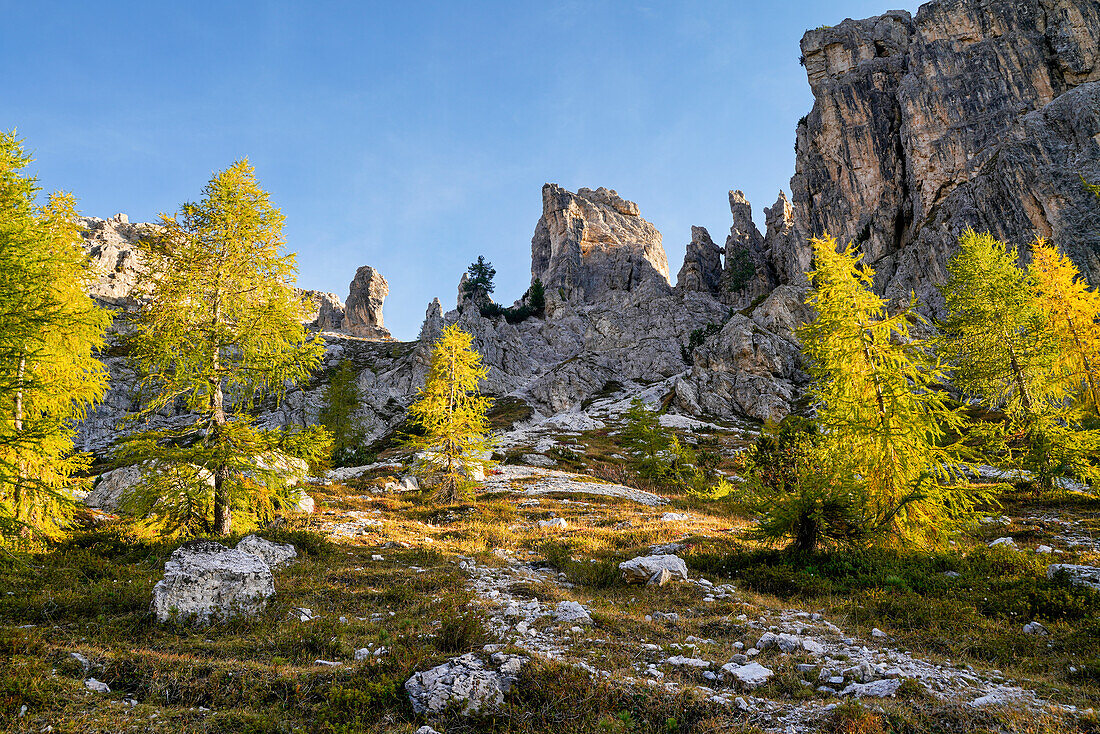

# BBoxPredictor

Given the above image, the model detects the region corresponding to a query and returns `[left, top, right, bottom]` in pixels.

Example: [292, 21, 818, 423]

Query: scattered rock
[619, 554, 689, 585]
[1023, 622, 1050, 636]
[405, 652, 527, 715]
[721, 661, 774, 689]
[841, 679, 903, 698]
[151, 539, 275, 625]
[84, 678, 110, 693]
[537, 517, 567, 529]
[989, 537, 1016, 548]
[659, 512, 689, 522]
[554, 601, 592, 625]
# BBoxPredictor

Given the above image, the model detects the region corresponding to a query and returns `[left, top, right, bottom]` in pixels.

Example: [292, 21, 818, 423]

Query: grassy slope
[1, 456, 1099, 733]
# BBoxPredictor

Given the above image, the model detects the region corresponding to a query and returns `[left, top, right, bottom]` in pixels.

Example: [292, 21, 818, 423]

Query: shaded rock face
[343, 265, 391, 338]
[531, 184, 671, 303]
[676, 226, 723, 295]
[788, 0, 1100, 308]
[298, 289, 345, 331]
[722, 190, 778, 308]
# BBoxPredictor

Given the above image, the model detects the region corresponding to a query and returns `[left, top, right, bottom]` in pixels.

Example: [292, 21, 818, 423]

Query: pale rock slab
[618, 554, 689, 585]
[151, 539, 275, 625]
[405, 651, 527, 715]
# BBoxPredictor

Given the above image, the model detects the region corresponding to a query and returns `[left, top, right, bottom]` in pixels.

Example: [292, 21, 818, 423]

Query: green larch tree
[797, 234, 980, 547]
[118, 160, 327, 535]
[319, 360, 366, 466]
[938, 229, 1070, 488]
[0, 131, 112, 545]
[405, 324, 493, 503]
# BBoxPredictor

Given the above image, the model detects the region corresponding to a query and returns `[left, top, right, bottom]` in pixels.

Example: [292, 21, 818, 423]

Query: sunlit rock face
[788, 0, 1100, 311]
[531, 184, 671, 303]
[343, 265, 391, 338]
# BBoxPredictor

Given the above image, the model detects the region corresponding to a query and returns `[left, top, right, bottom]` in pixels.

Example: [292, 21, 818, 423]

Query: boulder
[235, 535, 298, 570]
[405, 651, 527, 715]
[151, 539, 275, 624]
[618, 554, 689, 585]
[343, 265, 391, 338]
[721, 661, 774, 689]
[1048, 564, 1100, 591]
[554, 600, 592, 625]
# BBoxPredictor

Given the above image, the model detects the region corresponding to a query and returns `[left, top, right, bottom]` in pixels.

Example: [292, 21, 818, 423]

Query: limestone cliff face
[787, 0, 1100, 307]
[81, 214, 154, 306]
[343, 265, 391, 339]
[531, 184, 672, 302]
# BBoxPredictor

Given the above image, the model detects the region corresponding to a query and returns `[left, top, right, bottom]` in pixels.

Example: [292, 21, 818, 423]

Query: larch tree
[405, 324, 493, 503]
[0, 131, 111, 545]
[797, 235, 980, 547]
[938, 229, 1069, 488]
[118, 160, 327, 535]
[1029, 239, 1100, 413]
[319, 360, 365, 467]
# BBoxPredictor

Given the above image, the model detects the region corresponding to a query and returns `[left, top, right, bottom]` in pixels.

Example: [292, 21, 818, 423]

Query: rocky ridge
[74, 0, 1100, 457]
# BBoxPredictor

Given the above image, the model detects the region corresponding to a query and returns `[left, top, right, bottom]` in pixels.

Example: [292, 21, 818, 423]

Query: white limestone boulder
[151, 539, 275, 625]
[1048, 564, 1100, 590]
[619, 554, 689, 585]
[405, 651, 527, 715]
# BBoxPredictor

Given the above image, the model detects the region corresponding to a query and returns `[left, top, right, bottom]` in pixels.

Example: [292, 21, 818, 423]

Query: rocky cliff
[73, 0, 1100, 457]
[531, 185, 672, 302]
[783, 0, 1100, 308]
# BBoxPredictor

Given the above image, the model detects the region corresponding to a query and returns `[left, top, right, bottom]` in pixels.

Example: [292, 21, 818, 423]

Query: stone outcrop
[405, 652, 527, 715]
[721, 190, 776, 307]
[80, 214, 154, 306]
[531, 184, 671, 302]
[151, 539, 276, 624]
[676, 226, 723, 294]
[298, 289, 345, 331]
[343, 265, 391, 338]
[786, 0, 1100, 308]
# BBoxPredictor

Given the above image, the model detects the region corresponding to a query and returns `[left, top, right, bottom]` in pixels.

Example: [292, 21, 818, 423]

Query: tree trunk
[212, 378, 232, 534]
[13, 355, 26, 522]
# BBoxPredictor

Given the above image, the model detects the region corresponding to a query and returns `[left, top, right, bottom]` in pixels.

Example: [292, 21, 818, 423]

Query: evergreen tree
[938, 229, 1068, 488]
[117, 160, 327, 535]
[1029, 238, 1100, 412]
[319, 360, 366, 466]
[620, 399, 702, 489]
[797, 234, 980, 547]
[405, 324, 492, 503]
[463, 256, 496, 303]
[0, 131, 111, 544]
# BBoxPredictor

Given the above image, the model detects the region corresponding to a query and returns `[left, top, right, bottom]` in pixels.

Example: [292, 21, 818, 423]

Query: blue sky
[4, 1, 916, 339]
